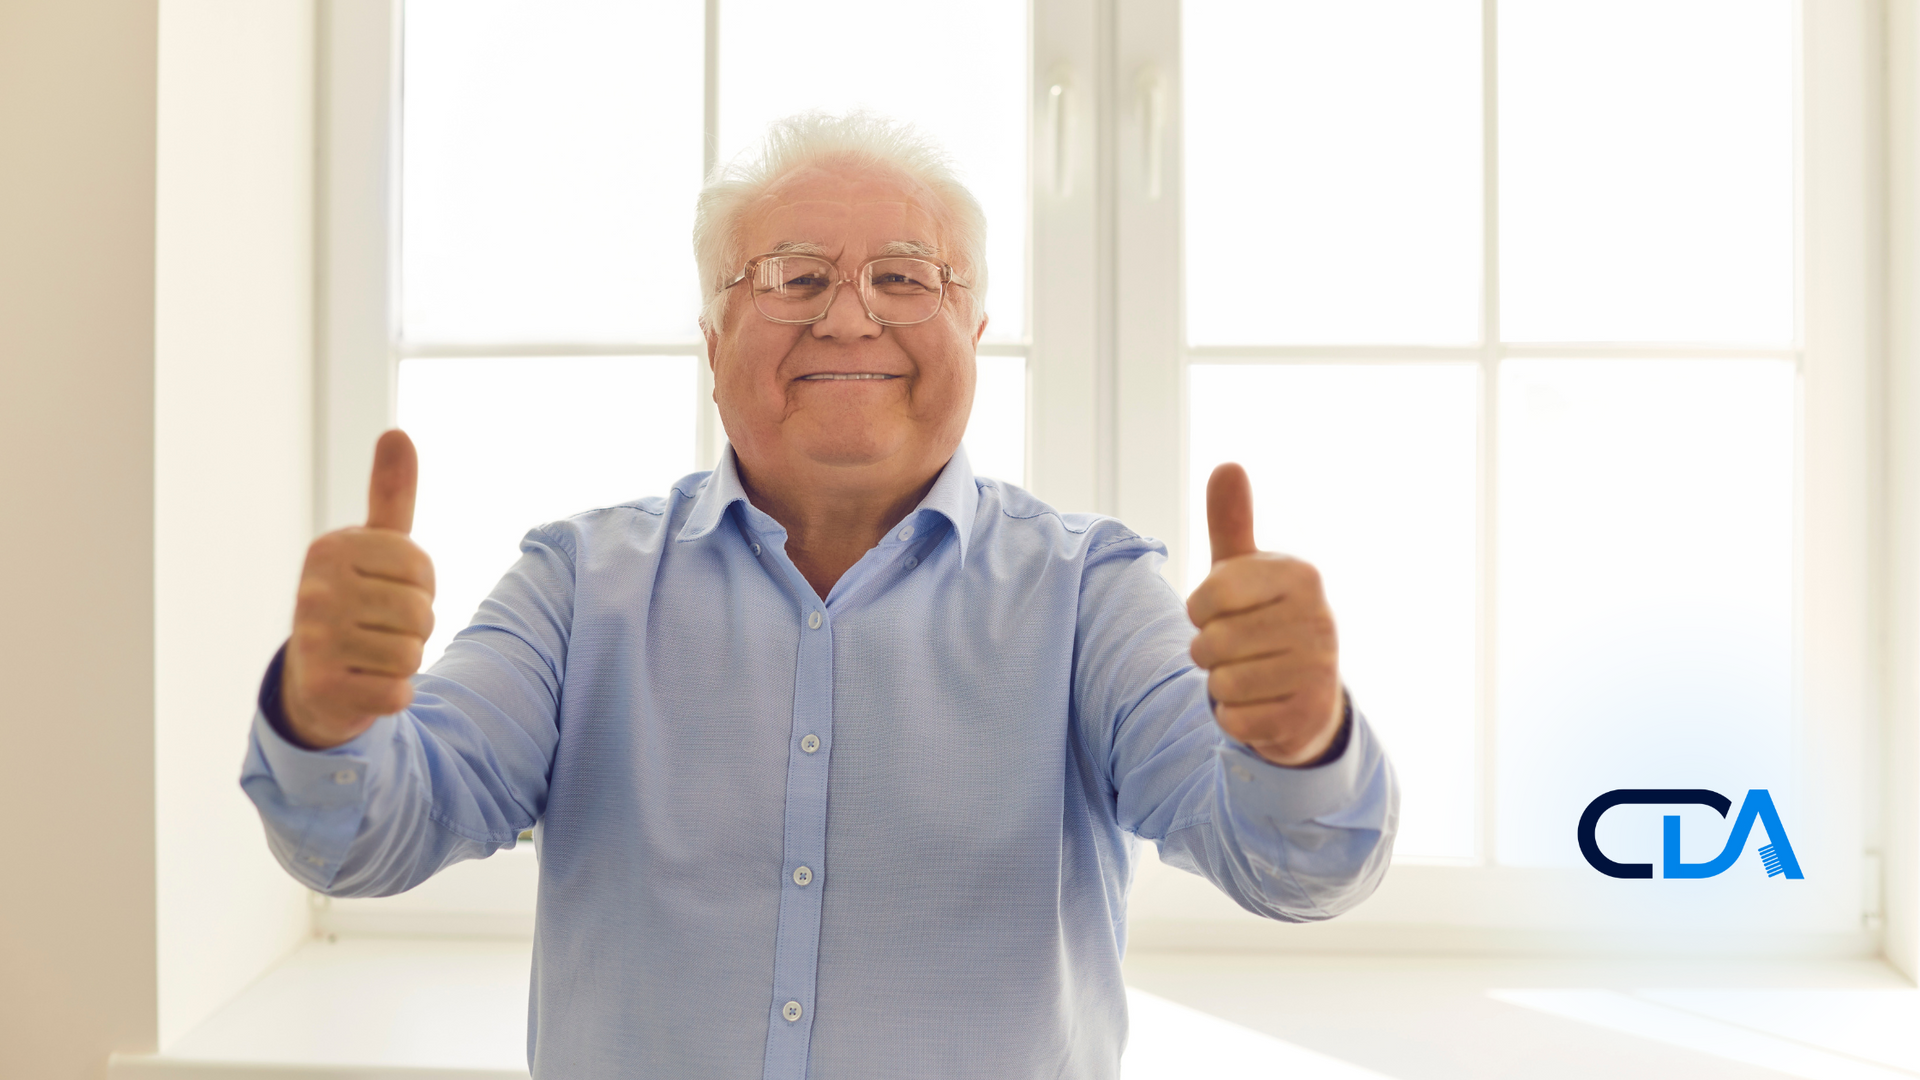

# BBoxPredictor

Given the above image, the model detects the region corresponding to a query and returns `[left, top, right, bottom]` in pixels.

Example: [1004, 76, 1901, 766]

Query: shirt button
[752, 543, 762, 556]
[898, 525, 915, 541]
[808, 610, 822, 630]
[783, 1000, 803, 1023]
[1231, 764, 1253, 783]
[304, 855, 325, 866]
[793, 865, 813, 886]
[904, 556, 918, 570]
[332, 769, 357, 785]
[800, 733, 820, 754]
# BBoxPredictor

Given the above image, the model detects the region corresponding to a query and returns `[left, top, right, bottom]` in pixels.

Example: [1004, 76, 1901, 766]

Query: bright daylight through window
[380, 0, 1840, 953]
[1180, 0, 1795, 864]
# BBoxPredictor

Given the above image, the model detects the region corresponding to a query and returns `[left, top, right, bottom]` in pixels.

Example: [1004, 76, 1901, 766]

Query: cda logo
[1577, 789, 1803, 880]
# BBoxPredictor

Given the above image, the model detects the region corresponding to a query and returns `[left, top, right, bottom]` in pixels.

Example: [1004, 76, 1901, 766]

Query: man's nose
[812, 278, 883, 339]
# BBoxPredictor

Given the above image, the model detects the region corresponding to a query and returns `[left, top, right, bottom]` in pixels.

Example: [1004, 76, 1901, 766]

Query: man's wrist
[259, 642, 323, 751]
[1253, 688, 1352, 769]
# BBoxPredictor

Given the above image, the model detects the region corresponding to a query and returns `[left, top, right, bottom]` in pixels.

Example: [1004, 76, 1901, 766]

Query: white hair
[693, 111, 988, 333]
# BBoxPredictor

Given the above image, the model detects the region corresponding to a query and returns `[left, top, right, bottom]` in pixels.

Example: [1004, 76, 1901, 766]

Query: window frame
[1107, 0, 1881, 950]
[319, 0, 1899, 959]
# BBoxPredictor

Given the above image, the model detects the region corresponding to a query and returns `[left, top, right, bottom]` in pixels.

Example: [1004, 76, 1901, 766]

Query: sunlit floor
[109, 939, 1916, 1079]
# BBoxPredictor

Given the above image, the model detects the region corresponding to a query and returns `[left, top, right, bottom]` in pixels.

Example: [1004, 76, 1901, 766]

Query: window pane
[1189, 365, 1478, 859]
[399, 357, 698, 668]
[966, 356, 1026, 487]
[1495, 359, 1794, 867]
[1183, 1, 1482, 346]
[718, 0, 1028, 342]
[1499, 0, 1795, 344]
[402, 1, 704, 343]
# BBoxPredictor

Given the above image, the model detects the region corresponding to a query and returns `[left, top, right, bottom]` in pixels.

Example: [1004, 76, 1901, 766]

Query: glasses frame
[721, 252, 972, 327]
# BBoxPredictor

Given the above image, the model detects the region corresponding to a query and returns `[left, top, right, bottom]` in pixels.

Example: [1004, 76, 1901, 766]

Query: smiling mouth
[797, 373, 899, 381]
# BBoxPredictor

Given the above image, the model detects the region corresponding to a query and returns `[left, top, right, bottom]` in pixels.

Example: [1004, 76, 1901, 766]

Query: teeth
[801, 373, 896, 380]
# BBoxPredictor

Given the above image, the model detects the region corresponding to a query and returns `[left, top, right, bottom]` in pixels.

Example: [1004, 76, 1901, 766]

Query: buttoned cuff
[243, 648, 400, 887]
[250, 703, 391, 808]
[1216, 697, 1384, 827]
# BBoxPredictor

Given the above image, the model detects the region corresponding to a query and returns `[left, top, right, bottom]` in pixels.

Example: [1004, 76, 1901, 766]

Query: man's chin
[797, 442, 906, 470]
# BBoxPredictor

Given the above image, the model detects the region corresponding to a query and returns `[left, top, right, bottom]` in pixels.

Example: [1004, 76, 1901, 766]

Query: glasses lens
[751, 256, 835, 320]
[863, 259, 945, 324]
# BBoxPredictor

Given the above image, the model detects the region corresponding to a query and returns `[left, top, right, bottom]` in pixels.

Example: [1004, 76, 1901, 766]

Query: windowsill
[107, 935, 1912, 1079]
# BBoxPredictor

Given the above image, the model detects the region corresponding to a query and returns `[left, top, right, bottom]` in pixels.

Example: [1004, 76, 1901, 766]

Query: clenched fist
[281, 430, 435, 749]
[1187, 463, 1345, 767]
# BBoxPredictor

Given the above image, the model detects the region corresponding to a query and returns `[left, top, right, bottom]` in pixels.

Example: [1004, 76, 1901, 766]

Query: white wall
[0, 1, 318, 1072]
[0, 1, 162, 1075]
[1885, 0, 1920, 984]
[154, 0, 316, 1047]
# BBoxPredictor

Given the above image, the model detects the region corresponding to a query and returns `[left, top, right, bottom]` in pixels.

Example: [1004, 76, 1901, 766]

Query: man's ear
[704, 327, 720, 370]
[972, 312, 989, 347]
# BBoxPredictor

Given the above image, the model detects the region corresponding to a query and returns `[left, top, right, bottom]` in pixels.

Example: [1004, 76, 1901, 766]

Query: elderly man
[244, 113, 1396, 1078]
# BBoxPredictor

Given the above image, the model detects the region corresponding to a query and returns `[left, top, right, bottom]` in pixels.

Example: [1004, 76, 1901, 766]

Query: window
[1166, 0, 1798, 871]
[322, 0, 1880, 952]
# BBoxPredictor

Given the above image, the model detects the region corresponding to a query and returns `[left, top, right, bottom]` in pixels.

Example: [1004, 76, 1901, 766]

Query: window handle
[1046, 67, 1073, 198]
[1137, 67, 1168, 201]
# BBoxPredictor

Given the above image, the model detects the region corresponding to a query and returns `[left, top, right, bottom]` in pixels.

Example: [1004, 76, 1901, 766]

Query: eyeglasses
[721, 253, 970, 327]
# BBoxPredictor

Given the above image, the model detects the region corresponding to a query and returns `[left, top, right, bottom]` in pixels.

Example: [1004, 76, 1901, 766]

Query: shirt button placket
[761, 603, 833, 1079]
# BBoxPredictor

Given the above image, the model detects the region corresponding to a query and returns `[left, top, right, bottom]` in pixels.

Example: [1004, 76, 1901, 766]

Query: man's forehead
[750, 198, 940, 249]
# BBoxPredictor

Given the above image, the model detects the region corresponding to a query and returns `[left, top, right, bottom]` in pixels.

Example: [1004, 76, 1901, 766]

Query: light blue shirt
[242, 448, 1398, 1079]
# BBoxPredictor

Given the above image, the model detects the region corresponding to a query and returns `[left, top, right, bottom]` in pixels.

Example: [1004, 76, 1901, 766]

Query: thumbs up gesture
[281, 430, 436, 749]
[1187, 463, 1345, 767]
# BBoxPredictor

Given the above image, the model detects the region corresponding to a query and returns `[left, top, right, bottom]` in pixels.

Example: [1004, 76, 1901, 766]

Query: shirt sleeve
[1072, 530, 1399, 922]
[239, 524, 577, 897]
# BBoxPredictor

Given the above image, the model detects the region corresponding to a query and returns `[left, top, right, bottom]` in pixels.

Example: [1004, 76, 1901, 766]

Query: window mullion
[1113, 0, 1187, 580]
[319, 0, 402, 535]
[1476, 0, 1501, 867]
[696, 0, 723, 472]
[1028, 0, 1105, 513]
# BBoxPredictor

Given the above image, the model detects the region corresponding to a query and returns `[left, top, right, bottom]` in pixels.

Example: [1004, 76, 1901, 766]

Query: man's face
[708, 164, 987, 486]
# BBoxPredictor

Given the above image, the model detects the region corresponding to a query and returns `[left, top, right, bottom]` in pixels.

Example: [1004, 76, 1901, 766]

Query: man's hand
[1187, 463, 1344, 767]
[281, 430, 435, 749]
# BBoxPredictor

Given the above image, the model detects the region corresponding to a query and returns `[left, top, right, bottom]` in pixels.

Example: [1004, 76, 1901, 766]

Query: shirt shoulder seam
[1086, 530, 1148, 556]
[997, 504, 1097, 536]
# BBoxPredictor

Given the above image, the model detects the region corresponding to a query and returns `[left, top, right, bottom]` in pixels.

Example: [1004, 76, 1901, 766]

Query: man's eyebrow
[877, 239, 939, 258]
[767, 240, 833, 257]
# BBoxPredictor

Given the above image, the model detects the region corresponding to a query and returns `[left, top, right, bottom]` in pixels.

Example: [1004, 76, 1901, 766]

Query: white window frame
[1108, 0, 1884, 953]
[319, 0, 1906, 963]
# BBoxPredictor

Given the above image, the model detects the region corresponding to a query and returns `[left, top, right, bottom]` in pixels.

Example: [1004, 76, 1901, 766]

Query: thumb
[1206, 462, 1257, 565]
[367, 429, 418, 534]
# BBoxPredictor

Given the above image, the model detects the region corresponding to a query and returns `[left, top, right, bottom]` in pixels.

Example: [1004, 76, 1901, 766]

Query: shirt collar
[676, 445, 979, 560]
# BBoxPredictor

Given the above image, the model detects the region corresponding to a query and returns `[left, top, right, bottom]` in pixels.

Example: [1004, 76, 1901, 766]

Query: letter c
[1577, 789, 1732, 878]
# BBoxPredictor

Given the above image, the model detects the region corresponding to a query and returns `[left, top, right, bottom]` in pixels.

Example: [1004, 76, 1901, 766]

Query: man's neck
[735, 457, 942, 600]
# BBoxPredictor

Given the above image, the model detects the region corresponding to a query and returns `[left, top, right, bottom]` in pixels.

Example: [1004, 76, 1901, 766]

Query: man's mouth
[797, 373, 899, 381]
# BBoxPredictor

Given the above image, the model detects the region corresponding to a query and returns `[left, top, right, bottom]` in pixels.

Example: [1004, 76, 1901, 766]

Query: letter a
[1663, 789, 1803, 879]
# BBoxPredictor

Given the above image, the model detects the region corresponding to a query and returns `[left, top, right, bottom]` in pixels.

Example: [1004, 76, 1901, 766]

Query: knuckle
[1190, 626, 1222, 667]
[294, 579, 335, 615]
[382, 681, 415, 715]
[1210, 664, 1250, 703]
[410, 547, 436, 590]
[1207, 667, 1234, 702]
[410, 592, 437, 634]
[1291, 558, 1323, 588]
[306, 532, 340, 561]
[1212, 703, 1251, 741]
[289, 621, 332, 657]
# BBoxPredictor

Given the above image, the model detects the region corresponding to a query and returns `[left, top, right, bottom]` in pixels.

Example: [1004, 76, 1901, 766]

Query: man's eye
[871, 271, 932, 293]
[784, 274, 830, 290]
